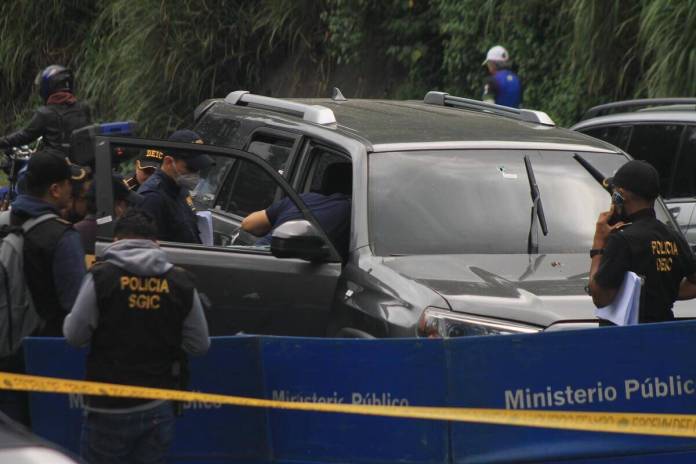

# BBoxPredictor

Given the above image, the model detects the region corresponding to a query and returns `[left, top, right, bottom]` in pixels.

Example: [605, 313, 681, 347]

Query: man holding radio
[588, 160, 696, 323]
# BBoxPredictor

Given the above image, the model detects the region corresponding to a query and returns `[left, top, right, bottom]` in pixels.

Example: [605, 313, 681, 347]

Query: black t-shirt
[594, 208, 696, 322]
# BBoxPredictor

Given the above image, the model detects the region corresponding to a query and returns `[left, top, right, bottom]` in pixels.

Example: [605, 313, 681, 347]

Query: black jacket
[0, 101, 92, 157]
[138, 170, 201, 244]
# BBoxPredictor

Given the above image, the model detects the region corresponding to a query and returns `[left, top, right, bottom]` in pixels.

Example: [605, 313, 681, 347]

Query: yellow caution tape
[2, 371, 696, 438]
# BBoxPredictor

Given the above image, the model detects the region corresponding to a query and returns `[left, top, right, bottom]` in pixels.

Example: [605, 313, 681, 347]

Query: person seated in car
[241, 163, 352, 260]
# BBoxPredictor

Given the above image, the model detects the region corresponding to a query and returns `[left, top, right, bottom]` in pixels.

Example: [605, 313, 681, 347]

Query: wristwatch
[590, 248, 604, 258]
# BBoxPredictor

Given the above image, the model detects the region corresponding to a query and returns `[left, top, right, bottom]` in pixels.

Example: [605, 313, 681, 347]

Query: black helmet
[35, 65, 73, 102]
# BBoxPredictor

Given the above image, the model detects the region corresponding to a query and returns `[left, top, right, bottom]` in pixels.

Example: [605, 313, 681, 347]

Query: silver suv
[91, 92, 696, 338]
[571, 98, 696, 246]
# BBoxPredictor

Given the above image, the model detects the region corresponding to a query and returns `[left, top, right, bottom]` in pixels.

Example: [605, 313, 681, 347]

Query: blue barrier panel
[446, 321, 696, 463]
[24, 336, 268, 463]
[21, 322, 696, 463]
[260, 337, 448, 463]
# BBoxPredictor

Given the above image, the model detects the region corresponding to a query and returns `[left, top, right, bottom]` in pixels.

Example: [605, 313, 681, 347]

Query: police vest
[86, 261, 195, 408]
[18, 215, 72, 335]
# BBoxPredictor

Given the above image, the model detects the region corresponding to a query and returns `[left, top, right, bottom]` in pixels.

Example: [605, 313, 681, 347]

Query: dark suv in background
[92, 91, 696, 338]
[572, 98, 696, 245]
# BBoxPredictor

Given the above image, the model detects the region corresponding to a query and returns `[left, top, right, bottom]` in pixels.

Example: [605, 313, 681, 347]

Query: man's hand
[593, 205, 624, 249]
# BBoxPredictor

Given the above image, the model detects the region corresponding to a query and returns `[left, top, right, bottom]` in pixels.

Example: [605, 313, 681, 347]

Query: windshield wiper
[572, 153, 612, 193]
[524, 155, 548, 254]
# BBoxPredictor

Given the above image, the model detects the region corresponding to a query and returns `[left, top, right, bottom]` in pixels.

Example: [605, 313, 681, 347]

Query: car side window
[213, 133, 298, 217]
[247, 134, 295, 177]
[671, 126, 696, 198]
[303, 148, 350, 193]
[625, 124, 683, 197]
[583, 125, 632, 150]
[215, 159, 279, 217]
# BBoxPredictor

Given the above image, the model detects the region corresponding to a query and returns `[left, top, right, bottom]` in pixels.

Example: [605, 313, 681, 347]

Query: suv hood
[381, 253, 695, 328]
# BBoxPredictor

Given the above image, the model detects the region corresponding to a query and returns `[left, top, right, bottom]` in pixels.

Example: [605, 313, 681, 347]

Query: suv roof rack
[423, 91, 555, 126]
[582, 98, 696, 120]
[224, 90, 336, 125]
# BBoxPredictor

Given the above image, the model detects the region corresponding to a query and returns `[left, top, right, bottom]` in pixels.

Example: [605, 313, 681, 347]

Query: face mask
[174, 164, 200, 191]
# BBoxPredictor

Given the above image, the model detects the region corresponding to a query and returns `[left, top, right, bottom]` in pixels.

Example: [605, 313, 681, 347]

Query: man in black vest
[10, 149, 87, 336]
[64, 209, 210, 464]
[0, 65, 92, 158]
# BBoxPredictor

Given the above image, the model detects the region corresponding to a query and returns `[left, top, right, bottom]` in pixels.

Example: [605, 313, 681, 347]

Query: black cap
[26, 150, 86, 186]
[166, 129, 213, 172]
[607, 160, 660, 200]
[136, 149, 164, 170]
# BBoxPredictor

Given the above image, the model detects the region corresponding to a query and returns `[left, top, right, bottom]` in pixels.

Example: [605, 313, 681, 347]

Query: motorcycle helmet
[35, 65, 74, 102]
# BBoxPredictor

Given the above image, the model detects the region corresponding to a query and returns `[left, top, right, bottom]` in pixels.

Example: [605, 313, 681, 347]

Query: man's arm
[53, 229, 87, 312]
[181, 289, 210, 355]
[482, 76, 497, 104]
[588, 207, 626, 307]
[0, 110, 46, 148]
[241, 210, 272, 236]
[63, 273, 98, 347]
[678, 273, 696, 300]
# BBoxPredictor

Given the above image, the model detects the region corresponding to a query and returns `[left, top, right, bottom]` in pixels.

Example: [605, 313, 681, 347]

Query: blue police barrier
[22, 321, 696, 463]
[446, 321, 696, 463]
[25, 336, 268, 463]
[260, 337, 448, 463]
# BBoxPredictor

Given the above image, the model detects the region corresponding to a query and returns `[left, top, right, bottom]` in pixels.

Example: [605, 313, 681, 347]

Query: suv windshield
[369, 149, 673, 255]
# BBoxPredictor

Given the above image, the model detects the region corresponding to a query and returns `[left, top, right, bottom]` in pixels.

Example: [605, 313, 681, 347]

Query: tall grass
[1, 0, 695, 136]
[638, 0, 696, 97]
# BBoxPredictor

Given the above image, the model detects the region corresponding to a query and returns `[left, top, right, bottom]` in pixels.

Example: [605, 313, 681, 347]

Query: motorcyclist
[0, 65, 92, 159]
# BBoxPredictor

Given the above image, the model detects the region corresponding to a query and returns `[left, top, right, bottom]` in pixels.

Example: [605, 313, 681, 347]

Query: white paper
[595, 271, 642, 326]
[196, 211, 214, 246]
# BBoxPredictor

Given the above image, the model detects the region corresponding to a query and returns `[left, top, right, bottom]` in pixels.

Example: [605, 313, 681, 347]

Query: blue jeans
[80, 401, 175, 464]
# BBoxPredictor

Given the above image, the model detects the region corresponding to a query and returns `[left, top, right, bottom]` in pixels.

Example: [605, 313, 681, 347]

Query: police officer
[64, 209, 210, 463]
[482, 45, 522, 109]
[0, 65, 92, 157]
[137, 130, 212, 243]
[125, 149, 163, 191]
[589, 160, 696, 323]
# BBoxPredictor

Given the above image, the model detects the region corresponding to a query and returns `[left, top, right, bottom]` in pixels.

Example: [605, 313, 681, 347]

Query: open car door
[93, 136, 342, 336]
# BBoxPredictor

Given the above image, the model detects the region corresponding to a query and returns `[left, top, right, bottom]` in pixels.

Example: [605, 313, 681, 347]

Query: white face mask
[174, 163, 200, 191]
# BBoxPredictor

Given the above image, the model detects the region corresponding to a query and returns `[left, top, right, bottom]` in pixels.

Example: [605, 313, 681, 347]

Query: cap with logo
[136, 149, 164, 171]
[607, 160, 660, 200]
[483, 45, 510, 65]
[26, 149, 87, 186]
[166, 129, 213, 172]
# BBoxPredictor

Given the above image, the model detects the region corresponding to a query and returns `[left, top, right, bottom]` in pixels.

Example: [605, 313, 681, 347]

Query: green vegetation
[1, 0, 694, 136]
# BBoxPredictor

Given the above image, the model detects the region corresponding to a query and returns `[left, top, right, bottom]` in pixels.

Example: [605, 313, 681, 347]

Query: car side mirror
[270, 220, 331, 262]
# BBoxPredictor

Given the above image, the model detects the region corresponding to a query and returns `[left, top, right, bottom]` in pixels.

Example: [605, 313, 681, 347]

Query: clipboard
[595, 271, 643, 326]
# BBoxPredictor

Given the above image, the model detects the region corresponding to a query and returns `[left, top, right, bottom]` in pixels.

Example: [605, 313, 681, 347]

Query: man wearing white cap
[482, 45, 522, 108]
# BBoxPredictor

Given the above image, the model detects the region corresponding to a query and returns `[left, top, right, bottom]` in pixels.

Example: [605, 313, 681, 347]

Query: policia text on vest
[120, 275, 170, 310]
[651, 240, 678, 272]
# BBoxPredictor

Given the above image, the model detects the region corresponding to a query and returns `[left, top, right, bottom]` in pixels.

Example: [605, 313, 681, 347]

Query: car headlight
[417, 307, 542, 338]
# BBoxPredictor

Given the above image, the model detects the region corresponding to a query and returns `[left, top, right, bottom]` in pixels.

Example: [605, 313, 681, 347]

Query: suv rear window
[369, 150, 673, 255]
